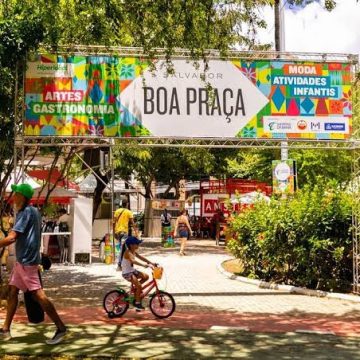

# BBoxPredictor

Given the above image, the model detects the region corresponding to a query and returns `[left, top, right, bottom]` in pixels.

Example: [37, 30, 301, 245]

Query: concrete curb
[217, 262, 360, 303]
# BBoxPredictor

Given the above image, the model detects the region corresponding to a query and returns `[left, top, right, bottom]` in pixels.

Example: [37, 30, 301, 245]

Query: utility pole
[275, 0, 288, 160]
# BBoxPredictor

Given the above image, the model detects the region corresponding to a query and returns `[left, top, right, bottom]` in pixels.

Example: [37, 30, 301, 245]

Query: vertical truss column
[351, 66, 360, 294]
[352, 148, 360, 294]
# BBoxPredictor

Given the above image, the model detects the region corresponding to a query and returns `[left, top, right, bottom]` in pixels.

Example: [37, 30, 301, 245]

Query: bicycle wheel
[149, 291, 176, 319]
[103, 290, 129, 317]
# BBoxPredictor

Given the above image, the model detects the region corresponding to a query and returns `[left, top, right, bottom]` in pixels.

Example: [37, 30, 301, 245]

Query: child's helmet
[125, 236, 142, 246]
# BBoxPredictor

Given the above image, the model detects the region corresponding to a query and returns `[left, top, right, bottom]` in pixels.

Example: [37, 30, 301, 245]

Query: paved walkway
[1, 238, 360, 358]
[2, 238, 359, 336]
[43, 239, 360, 314]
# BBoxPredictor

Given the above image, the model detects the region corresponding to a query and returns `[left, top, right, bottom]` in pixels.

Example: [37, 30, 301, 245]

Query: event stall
[4, 173, 92, 266]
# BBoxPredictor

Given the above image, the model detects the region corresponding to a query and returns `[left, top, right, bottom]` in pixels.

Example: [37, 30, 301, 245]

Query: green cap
[11, 183, 34, 199]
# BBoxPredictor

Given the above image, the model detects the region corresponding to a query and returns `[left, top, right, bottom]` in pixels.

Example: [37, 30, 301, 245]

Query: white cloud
[257, 0, 360, 56]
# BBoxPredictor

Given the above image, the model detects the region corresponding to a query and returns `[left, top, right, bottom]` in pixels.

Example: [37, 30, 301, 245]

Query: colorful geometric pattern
[25, 54, 150, 137]
[234, 60, 352, 140]
[24, 55, 352, 140]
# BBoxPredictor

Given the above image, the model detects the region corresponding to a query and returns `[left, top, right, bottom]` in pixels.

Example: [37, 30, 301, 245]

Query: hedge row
[227, 183, 353, 292]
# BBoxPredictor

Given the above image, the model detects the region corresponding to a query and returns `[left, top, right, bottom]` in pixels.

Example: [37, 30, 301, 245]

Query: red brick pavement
[2, 306, 359, 337]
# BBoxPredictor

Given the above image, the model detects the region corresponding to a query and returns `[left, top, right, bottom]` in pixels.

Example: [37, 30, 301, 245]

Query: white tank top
[122, 253, 135, 275]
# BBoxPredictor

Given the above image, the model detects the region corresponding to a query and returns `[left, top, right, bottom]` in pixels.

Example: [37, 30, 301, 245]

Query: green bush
[227, 183, 353, 292]
[134, 212, 145, 232]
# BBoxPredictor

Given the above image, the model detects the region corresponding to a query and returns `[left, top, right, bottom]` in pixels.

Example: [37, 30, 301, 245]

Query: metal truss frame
[15, 46, 360, 294]
[18, 136, 357, 150]
[38, 45, 358, 64]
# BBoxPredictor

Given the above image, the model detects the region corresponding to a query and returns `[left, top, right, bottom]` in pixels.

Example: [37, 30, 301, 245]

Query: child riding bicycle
[120, 236, 156, 311]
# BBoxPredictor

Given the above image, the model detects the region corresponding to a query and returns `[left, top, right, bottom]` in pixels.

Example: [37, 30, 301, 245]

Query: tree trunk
[41, 147, 76, 208]
[92, 170, 110, 221]
[124, 176, 130, 207]
[143, 198, 153, 237]
[274, 0, 281, 52]
[143, 179, 154, 237]
[163, 179, 177, 198]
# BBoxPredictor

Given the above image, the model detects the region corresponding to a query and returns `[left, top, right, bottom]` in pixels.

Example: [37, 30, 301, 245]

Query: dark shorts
[115, 232, 127, 241]
[122, 269, 141, 282]
[179, 230, 188, 238]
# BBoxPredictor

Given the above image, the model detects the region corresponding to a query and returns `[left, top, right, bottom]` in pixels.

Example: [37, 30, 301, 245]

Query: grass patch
[222, 259, 244, 276]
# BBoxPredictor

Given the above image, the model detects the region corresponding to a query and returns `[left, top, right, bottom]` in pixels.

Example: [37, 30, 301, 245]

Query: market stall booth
[32, 188, 92, 264]
[4, 175, 92, 267]
[200, 179, 272, 244]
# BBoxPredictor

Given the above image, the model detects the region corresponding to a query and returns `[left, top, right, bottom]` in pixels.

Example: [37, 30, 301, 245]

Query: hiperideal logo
[36, 64, 68, 72]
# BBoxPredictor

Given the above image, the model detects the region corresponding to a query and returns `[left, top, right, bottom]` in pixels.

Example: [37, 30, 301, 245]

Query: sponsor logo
[267, 121, 292, 131]
[36, 64, 68, 72]
[310, 122, 321, 131]
[268, 122, 276, 131]
[274, 163, 292, 181]
[297, 120, 307, 130]
[324, 123, 346, 131]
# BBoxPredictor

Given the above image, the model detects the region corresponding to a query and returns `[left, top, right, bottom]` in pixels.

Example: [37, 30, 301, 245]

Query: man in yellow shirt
[114, 199, 136, 270]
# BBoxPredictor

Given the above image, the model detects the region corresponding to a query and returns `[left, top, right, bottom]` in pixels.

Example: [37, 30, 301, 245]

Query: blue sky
[257, 0, 360, 56]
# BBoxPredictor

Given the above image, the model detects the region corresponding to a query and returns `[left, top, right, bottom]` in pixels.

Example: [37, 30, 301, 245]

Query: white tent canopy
[3, 170, 41, 193]
[231, 191, 270, 205]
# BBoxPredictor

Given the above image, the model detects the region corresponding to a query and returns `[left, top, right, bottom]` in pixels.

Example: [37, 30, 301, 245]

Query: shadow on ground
[1, 324, 360, 359]
[140, 238, 228, 256]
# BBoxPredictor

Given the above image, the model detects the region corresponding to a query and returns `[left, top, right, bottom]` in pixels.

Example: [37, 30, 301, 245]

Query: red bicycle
[103, 266, 176, 319]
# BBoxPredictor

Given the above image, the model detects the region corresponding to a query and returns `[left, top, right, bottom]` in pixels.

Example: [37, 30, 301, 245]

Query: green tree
[227, 149, 279, 183]
[114, 144, 236, 199]
[0, 0, 274, 217]
[290, 150, 352, 186]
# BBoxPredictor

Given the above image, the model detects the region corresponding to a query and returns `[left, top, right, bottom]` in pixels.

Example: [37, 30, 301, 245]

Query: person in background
[0, 184, 67, 344]
[174, 209, 192, 256]
[1, 205, 13, 269]
[185, 209, 191, 240]
[114, 198, 137, 271]
[160, 208, 171, 228]
[211, 209, 224, 240]
[160, 208, 172, 244]
[57, 208, 70, 263]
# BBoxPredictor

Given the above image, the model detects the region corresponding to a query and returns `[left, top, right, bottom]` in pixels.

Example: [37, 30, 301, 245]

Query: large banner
[24, 54, 352, 139]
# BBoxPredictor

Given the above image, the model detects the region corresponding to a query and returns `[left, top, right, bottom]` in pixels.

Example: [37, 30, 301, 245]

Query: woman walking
[174, 209, 192, 256]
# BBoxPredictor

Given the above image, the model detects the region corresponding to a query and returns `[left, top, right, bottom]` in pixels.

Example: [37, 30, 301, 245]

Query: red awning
[27, 169, 79, 191]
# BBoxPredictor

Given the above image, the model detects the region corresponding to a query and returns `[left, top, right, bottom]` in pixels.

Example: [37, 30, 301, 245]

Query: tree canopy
[0, 0, 355, 219]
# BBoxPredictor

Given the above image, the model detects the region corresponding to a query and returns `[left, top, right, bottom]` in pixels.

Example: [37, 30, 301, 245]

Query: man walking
[160, 208, 172, 244]
[0, 184, 67, 344]
[160, 208, 171, 228]
[114, 198, 136, 270]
